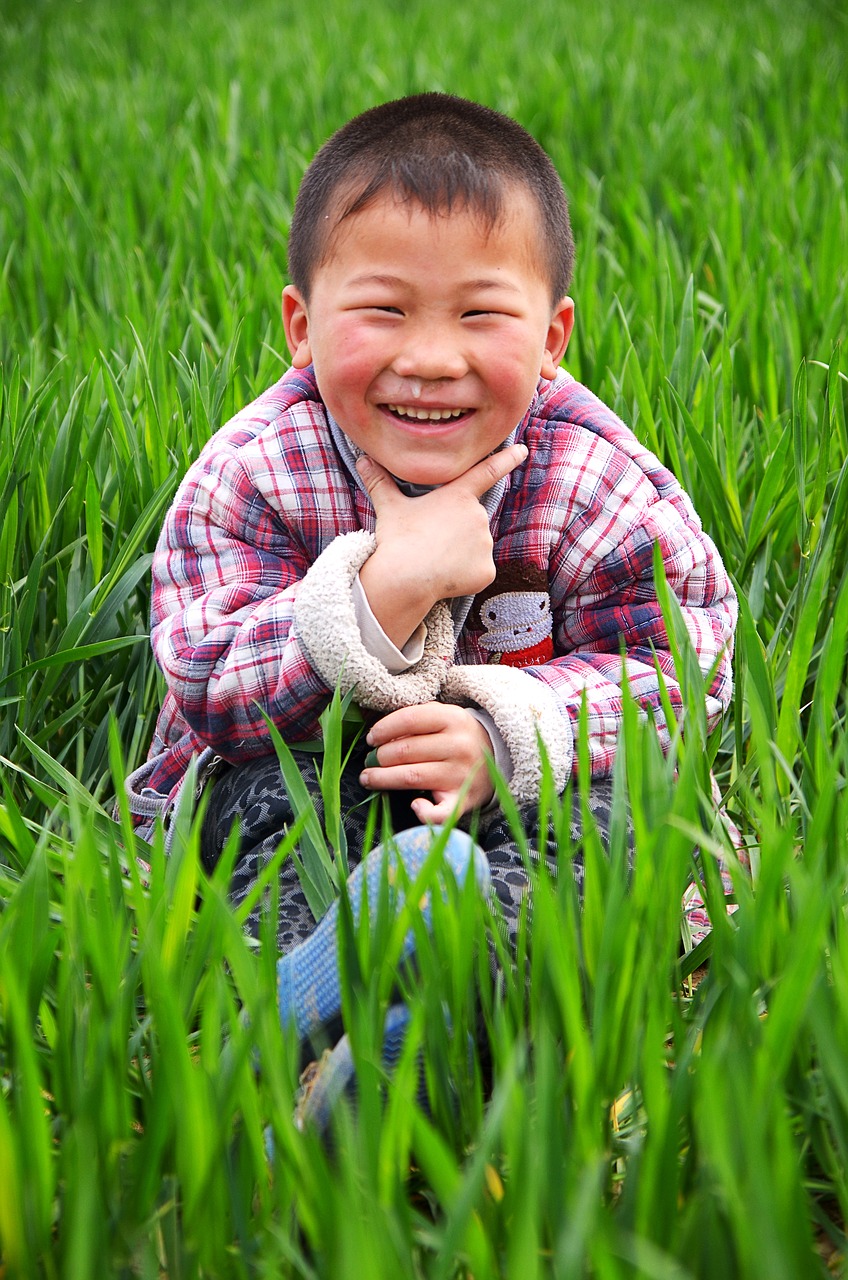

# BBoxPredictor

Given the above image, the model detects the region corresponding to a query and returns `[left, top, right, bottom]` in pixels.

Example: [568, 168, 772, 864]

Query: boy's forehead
[316, 185, 549, 282]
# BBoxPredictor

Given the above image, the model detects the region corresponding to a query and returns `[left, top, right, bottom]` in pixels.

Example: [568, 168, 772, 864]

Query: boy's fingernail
[359, 771, 371, 788]
[365, 730, 374, 745]
[364, 749, 379, 769]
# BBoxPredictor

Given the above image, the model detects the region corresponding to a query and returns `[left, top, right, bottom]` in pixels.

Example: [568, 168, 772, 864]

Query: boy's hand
[359, 702, 495, 823]
[356, 445, 527, 649]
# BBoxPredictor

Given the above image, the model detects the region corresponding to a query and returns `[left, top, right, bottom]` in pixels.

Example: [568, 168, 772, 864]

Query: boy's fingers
[364, 731, 449, 771]
[355, 455, 401, 510]
[367, 703, 452, 744]
[360, 759, 444, 792]
[410, 794, 460, 824]
[453, 443, 528, 499]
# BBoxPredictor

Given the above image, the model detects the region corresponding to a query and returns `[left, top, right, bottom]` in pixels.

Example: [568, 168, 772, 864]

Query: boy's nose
[391, 332, 468, 382]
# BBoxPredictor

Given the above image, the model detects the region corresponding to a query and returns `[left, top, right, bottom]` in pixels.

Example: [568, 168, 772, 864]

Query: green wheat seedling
[1, 0, 847, 1273]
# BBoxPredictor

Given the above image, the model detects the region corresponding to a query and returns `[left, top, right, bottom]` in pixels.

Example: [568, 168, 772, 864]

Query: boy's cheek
[312, 335, 382, 394]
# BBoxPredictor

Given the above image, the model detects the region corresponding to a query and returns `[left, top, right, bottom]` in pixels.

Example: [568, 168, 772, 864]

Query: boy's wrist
[352, 574, 427, 672]
[358, 550, 438, 650]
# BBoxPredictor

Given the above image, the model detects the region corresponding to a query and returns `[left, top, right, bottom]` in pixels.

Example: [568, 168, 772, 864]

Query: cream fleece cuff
[443, 664, 572, 805]
[293, 530, 454, 712]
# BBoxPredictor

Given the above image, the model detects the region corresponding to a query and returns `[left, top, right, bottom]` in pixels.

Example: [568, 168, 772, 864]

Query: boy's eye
[462, 310, 492, 318]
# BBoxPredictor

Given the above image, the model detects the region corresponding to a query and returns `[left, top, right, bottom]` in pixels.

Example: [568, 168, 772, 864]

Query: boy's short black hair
[287, 93, 574, 307]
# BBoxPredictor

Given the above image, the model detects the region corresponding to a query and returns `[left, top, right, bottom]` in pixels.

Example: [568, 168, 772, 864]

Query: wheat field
[1, 0, 847, 1275]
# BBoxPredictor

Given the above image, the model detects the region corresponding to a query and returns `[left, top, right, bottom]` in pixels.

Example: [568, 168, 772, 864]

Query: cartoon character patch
[472, 564, 554, 669]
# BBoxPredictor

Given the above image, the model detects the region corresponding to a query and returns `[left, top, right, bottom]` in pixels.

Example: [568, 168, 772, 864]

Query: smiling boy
[282, 180, 573, 823]
[127, 93, 736, 967]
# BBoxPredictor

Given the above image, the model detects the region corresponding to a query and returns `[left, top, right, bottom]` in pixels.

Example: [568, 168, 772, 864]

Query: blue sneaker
[294, 1003, 413, 1133]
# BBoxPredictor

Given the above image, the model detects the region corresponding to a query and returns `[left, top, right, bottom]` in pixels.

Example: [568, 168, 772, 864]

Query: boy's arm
[150, 447, 453, 761]
[444, 525, 735, 801]
[150, 449, 332, 755]
[439, 445, 737, 801]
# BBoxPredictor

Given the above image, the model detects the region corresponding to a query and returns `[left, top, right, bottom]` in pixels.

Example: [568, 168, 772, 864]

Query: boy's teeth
[387, 404, 466, 421]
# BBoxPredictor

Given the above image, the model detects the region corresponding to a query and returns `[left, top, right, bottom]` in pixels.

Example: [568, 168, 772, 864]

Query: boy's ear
[539, 297, 575, 380]
[282, 285, 312, 368]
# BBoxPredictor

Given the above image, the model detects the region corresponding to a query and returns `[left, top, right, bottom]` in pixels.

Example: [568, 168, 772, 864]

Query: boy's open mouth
[383, 404, 470, 423]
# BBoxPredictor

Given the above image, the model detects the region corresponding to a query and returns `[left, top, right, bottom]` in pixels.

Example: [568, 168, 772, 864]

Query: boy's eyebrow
[461, 278, 523, 294]
[347, 273, 408, 288]
[347, 272, 522, 293]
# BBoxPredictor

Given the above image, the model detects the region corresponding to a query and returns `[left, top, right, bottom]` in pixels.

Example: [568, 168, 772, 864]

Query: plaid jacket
[127, 365, 736, 834]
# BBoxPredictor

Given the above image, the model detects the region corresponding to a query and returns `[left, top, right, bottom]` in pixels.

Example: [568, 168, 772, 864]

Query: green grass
[1, 0, 847, 1274]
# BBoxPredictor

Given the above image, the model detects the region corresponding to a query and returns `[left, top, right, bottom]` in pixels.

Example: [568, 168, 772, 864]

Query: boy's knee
[200, 753, 307, 869]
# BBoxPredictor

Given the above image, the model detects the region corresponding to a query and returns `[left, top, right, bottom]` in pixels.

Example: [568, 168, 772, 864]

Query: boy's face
[283, 189, 573, 486]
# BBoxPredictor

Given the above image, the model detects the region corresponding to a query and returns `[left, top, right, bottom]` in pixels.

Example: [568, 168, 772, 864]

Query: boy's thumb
[356, 455, 398, 508]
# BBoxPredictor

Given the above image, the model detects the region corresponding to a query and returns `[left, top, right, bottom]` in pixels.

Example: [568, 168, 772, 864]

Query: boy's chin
[387, 450, 502, 488]
[390, 452, 505, 488]
[390, 465, 446, 486]
[378, 454, 459, 487]
[389, 465, 458, 488]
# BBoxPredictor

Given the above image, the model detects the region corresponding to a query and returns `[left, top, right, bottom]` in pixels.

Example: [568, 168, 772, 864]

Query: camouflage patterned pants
[200, 739, 632, 957]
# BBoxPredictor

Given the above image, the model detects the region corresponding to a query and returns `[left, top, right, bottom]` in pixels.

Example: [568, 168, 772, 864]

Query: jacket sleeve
[151, 451, 454, 761]
[536, 479, 736, 773]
